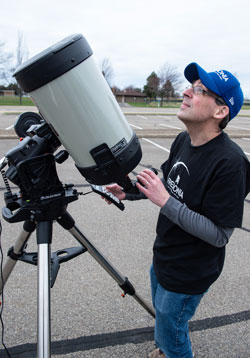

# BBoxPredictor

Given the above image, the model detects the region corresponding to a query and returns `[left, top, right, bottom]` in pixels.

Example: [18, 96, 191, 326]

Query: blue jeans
[150, 265, 205, 358]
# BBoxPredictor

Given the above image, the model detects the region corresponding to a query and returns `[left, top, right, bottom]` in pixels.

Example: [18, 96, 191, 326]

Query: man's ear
[214, 105, 229, 119]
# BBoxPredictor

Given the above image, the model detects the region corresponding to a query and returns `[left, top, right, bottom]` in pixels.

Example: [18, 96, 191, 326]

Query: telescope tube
[14, 34, 142, 185]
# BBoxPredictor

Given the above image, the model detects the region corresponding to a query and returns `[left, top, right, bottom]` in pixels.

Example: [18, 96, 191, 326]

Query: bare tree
[15, 31, 29, 104]
[16, 32, 28, 68]
[0, 41, 14, 84]
[158, 63, 183, 106]
[124, 85, 142, 93]
[100, 58, 114, 87]
[0, 32, 29, 103]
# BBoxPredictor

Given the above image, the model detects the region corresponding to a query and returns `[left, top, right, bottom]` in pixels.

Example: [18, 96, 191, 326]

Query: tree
[100, 58, 114, 87]
[15, 31, 29, 104]
[158, 63, 182, 106]
[143, 71, 160, 101]
[0, 41, 14, 84]
[123, 85, 142, 93]
[0, 32, 29, 104]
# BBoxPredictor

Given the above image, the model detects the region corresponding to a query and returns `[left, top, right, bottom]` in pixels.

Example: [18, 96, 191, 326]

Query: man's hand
[103, 184, 126, 204]
[136, 169, 170, 207]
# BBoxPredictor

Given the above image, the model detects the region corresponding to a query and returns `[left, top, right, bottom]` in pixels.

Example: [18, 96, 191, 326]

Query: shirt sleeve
[160, 196, 234, 247]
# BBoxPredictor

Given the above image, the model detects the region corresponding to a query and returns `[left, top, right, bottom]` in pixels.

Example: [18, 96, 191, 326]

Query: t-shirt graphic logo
[167, 161, 190, 200]
[175, 175, 180, 184]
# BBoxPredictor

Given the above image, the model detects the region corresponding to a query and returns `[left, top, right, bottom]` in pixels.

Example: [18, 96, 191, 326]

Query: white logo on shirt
[167, 161, 190, 200]
[175, 175, 180, 184]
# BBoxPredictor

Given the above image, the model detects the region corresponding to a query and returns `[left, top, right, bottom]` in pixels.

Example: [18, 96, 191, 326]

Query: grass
[0, 96, 34, 106]
[1, 96, 249, 110]
[128, 101, 181, 108]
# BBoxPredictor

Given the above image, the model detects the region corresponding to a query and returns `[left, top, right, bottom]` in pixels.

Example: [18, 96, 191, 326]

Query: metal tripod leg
[57, 212, 155, 318]
[0, 220, 36, 294]
[37, 221, 52, 358]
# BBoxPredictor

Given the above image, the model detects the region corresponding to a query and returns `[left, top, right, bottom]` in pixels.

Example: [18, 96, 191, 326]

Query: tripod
[0, 182, 155, 358]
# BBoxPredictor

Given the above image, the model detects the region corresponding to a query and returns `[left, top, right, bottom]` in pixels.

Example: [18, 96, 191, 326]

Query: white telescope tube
[14, 34, 142, 185]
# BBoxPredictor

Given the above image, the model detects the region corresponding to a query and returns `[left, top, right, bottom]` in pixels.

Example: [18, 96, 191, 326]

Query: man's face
[177, 80, 219, 124]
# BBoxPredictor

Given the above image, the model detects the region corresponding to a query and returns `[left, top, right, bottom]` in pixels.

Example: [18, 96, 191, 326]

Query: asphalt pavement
[0, 106, 250, 358]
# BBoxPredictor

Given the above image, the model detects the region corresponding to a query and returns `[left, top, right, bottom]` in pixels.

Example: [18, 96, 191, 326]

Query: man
[106, 63, 250, 358]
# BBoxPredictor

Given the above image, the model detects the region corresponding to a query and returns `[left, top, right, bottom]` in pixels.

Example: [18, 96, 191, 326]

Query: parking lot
[0, 106, 250, 357]
[1, 105, 250, 138]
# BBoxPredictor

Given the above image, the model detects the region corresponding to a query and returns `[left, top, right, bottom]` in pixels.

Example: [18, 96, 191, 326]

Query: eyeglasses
[187, 85, 225, 105]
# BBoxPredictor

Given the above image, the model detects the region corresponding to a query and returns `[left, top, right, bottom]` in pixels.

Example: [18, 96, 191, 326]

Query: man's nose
[183, 86, 193, 97]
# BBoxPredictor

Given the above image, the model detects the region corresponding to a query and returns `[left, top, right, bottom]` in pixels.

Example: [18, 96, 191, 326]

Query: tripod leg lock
[8, 246, 23, 261]
[119, 277, 136, 296]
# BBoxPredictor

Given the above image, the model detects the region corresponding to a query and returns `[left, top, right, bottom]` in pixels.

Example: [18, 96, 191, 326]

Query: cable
[0, 169, 12, 196]
[80, 190, 93, 196]
[0, 220, 12, 358]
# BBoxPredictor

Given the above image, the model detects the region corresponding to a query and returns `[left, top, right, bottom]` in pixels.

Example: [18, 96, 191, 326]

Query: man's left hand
[136, 169, 170, 207]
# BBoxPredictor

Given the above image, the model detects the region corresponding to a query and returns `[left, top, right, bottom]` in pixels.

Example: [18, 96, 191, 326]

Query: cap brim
[184, 62, 222, 97]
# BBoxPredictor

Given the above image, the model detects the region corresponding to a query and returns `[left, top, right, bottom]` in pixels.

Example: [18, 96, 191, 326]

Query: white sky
[1, 0, 250, 98]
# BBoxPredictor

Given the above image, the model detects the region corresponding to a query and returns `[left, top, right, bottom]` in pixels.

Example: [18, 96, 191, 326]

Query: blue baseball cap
[184, 62, 244, 120]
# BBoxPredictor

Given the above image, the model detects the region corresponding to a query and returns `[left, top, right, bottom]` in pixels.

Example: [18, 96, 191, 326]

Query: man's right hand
[104, 184, 126, 204]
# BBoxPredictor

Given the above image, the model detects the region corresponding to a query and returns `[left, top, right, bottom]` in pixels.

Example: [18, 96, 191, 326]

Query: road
[0, 106, 250, 357]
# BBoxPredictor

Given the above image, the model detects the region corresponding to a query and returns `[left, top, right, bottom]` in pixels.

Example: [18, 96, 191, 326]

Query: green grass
[0, 96, 34, 106]
[127, 101, 181, 108]
[1, 96, 249, 110]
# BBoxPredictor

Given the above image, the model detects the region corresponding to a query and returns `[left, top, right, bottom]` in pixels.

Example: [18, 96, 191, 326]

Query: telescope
[12, 33, 142, 186]
[0, 34, 155, 358]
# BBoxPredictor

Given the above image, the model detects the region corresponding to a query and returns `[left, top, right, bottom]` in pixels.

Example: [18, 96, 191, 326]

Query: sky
[1, 0, 250, 98]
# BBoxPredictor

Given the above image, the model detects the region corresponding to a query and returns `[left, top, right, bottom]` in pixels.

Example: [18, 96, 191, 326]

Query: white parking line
[142, 137, 250, 158]
[142, 138, 170, 152]
[136, 115, 148, 120]
[5, 125, 14, 130]
[228, 125, 250, 131]
[157, 115, 174, 119]
[233, 139, 250, 156]
[129, 123, 143, 129]
[159, 123, 182, 130]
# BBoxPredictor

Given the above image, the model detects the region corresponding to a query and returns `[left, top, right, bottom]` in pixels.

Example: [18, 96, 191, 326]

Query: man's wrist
[159, 193, 170, 208]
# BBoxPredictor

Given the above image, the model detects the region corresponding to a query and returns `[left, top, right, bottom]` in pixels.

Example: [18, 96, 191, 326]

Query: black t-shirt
[153, 131, 250, 294]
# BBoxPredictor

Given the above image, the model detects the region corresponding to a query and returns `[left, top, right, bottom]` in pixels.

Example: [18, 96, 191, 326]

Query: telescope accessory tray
[8, 245, 86, 288]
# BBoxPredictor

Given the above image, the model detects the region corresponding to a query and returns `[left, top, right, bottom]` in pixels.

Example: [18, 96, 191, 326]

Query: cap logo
[215, 70, 229, 82]
[229, 97, 234, 106]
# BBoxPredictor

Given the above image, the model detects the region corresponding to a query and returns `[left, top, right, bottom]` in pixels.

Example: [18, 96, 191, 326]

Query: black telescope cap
[13, 34, 93, 93]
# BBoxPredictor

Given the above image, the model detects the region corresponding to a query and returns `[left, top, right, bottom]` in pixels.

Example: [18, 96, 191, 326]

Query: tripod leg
[37, 221, 52, 358]
[0, 220, 36, 294]
[57, 212, 155, 318]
